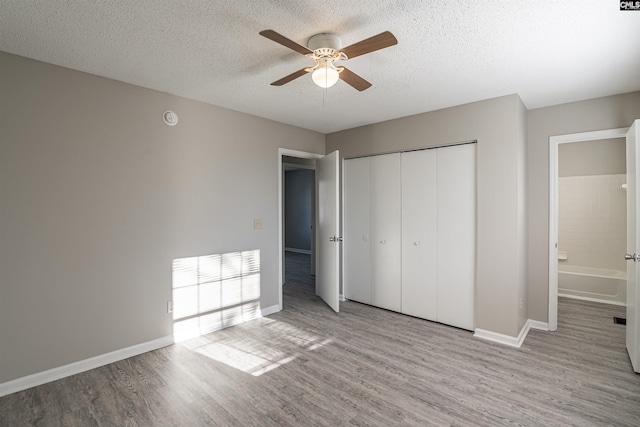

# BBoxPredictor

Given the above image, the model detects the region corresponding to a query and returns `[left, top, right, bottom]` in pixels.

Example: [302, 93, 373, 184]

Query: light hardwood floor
[1, 252, 639, 426]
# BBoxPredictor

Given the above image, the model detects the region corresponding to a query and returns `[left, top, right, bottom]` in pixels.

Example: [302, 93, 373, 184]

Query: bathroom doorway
[549, 127, 629, 330]
[556, 138, 627, 305]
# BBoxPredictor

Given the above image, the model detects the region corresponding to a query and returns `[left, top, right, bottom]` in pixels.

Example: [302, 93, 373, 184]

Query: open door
[626, 120, 640, 373]
[317, 150, 340, 312]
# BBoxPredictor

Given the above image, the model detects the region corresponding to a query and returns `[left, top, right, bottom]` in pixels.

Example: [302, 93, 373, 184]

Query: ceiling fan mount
[307, 33, 343, 51]
[303, 33, 347, 82]
[260, 29, 398, 91]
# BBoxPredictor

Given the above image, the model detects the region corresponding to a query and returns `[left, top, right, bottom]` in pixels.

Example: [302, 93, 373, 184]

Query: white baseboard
[558, 293, 626, 307]
[261, 304, 280, 316]
[0, 335, 174, 398]
[285, 247, 311, 255]
[1, 303, 284, 398]
[474, 328, 526, 348]
[474, 319, 544, 349]
[528, 319, 549, 331]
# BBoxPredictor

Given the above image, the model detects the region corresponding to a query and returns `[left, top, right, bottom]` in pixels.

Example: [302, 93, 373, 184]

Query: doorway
[277, 149, 323, 310]
[283, 157, 316, 289]
[548, 127, 629, 330]
[278, 148, 341, 313]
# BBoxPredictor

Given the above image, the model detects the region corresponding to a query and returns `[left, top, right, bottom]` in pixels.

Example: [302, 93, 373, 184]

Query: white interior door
[626, 120, 640, 373]
[317, 150, 340, 312]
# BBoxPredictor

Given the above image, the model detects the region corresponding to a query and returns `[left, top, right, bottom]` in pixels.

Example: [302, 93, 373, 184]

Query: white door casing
[626, 120, 640, 373]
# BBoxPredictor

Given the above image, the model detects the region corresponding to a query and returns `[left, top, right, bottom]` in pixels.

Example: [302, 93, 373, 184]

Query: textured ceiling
[1, 1, 639, 133]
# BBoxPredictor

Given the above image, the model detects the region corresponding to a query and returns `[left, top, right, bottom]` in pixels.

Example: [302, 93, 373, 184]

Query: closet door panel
[371, 153, 402, 312]
[437, 144, 476, 330]
[344, 157, 372, 304]
[401, 150, 438, 320]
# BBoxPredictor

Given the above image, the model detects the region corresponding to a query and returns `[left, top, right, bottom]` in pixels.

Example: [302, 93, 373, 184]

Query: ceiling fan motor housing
[307, 33, 342, 51]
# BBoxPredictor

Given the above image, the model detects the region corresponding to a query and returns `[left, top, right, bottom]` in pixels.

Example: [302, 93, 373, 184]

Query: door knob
[625, 253, 638, 262]
[380, 240, 386, 244]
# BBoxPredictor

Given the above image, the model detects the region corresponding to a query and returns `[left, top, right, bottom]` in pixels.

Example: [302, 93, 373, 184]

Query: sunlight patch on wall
[179, 317, 333, 376]
[172, 250, 260, 342]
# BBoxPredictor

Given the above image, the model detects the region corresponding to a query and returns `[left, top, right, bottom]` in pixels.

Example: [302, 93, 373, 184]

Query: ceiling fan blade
[339, 67, 372, 91]
[341, 31, 398, 59]
[271, 68, 309, 86]
[260, 30, 313, 55]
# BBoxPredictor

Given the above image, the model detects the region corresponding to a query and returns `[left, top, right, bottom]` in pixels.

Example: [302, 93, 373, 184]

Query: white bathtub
[558, 265, 626, 306]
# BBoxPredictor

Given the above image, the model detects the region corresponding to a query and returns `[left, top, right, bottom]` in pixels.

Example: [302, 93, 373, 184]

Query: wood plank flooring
[1, 252, 639, 426]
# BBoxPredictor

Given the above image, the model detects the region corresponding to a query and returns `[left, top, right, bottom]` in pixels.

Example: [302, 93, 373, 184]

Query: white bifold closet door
[436, 144, 475, 330]
[343, 153, 401, 311]
[344, 145, 475, 330]
[401, 149, 438, 320]
[344, 156, 372, 305]
[401, 144, 476, 330]
[371, 153, 402, 312]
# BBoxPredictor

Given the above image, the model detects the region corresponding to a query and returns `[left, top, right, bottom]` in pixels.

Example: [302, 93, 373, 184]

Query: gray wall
[559, 138, 626, 177]
[527, 92, 640, 322]
[327, 94, 529, 337]
[0, 52, 325, 383]
[284, 169, 314, 251]
[2, 48, 638, 385]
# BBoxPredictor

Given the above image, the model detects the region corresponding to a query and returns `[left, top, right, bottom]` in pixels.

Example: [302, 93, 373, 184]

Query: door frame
[278, 148, 324, 310]
[548, 127, 629, 331]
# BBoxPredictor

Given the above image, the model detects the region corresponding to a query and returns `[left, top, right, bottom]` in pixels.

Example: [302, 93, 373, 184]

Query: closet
[343, 153, 401, 311]
[344, 143, 476, 330]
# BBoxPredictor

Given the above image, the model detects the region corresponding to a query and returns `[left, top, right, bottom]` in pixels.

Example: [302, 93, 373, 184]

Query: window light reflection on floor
[179, 317, 333, 376]
[172, 250, 261, 342]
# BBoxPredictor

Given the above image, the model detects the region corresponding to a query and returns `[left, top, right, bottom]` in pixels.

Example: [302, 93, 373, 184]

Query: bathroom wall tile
[558, 174, 626, 272]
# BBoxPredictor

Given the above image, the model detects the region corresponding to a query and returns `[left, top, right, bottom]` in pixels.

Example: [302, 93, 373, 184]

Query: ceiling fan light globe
[312, 67, 339, 88]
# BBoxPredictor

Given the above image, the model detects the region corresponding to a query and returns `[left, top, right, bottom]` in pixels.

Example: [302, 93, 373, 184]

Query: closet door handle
[414, 241, 421, 246]
[380, 240, 386, 244]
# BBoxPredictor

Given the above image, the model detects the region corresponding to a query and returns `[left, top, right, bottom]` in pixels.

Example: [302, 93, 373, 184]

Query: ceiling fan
[259, 29, 398, 91]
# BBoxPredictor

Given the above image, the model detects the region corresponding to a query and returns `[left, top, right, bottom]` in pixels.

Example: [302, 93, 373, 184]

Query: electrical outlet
[167, 300, 173, 313]
[519, 298, 523, 311]
[254, 219, 263, 230]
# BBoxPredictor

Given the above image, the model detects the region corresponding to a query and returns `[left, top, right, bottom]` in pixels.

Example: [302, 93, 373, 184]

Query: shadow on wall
[172, 250, 261, 342]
